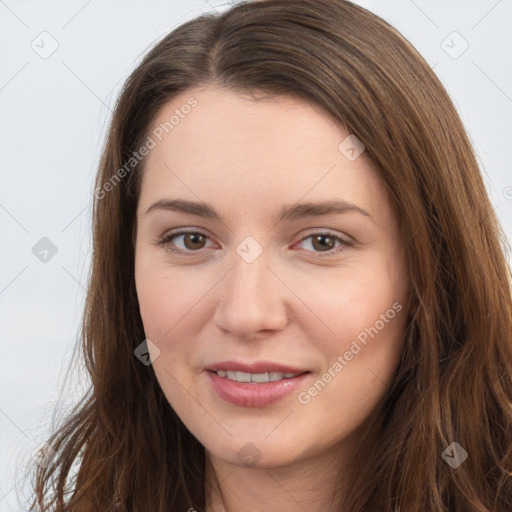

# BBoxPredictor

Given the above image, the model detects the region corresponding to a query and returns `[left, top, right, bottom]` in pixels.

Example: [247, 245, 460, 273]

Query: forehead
[137, 85, 388, 223]
[148, 86, 344, 156]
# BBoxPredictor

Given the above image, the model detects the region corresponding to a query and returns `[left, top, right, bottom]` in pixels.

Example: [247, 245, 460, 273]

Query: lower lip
[206, 370, 310, 407]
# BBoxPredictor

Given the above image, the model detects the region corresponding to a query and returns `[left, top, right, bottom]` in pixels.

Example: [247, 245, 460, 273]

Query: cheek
[135, 258, 210, 341]
[294, 280, 406, 439]
[301, 262, 406, 352]
[294, 263, 408, 415]
[134, 262, 201, 411]
[134, 258, 220, 409]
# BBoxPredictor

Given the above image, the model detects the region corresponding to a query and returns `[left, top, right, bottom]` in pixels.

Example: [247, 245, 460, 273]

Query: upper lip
[206, 360, 309, 374]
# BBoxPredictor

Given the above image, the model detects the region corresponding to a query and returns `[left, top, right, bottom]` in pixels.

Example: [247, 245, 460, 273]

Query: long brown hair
[26, 0, 512, 510]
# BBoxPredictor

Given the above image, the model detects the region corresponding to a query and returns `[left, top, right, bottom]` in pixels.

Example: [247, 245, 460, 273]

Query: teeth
[215, 370, 302, 383]
[236, 371, 251, 383]
[252, 373, 270, 383]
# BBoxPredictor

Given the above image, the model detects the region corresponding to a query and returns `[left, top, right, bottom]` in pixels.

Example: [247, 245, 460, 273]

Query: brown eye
[311, 234, 336, 252]
[159, 231, 213, 254]
[182, 232, 207, 250]
[296, 232, 349, 257]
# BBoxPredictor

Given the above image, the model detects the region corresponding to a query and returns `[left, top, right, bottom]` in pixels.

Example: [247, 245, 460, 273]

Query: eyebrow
[145, 198, 373, 224]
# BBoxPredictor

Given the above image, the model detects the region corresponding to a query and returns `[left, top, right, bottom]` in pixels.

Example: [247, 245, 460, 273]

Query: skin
[134, 85, 410, 511]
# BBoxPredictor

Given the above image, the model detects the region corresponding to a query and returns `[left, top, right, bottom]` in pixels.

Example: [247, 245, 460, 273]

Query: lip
[205, 360, 308, 374]
[206, 370, 310, 407]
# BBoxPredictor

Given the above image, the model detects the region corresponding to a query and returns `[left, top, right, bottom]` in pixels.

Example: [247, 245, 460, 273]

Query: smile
[207, 370, 310, 407]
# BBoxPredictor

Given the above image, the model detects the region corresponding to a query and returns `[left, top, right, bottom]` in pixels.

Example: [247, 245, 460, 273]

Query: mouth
[204, 361, 311, 407]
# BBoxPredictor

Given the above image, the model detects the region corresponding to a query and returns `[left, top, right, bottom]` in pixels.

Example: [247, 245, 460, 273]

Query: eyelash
[156, 229, 351, 257]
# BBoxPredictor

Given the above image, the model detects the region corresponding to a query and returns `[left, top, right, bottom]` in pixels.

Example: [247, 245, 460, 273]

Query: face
[134, 85, 409, 470]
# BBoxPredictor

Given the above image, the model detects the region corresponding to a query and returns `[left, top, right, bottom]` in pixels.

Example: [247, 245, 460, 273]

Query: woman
[29, 0, 512, 510]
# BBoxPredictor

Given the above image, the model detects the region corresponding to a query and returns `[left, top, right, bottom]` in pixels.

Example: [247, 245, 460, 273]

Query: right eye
[158, 230, 215, 254]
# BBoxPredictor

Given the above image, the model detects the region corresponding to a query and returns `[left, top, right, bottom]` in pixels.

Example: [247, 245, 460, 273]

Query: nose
[212, 250, 289, 340]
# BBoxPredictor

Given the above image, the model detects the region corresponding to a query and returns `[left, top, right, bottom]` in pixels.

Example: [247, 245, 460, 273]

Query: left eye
[296, 233, 347, 254]
[158, 230, 349, 256]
